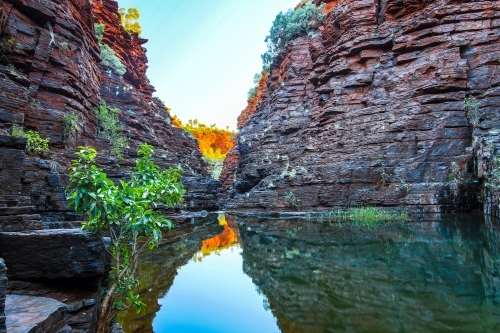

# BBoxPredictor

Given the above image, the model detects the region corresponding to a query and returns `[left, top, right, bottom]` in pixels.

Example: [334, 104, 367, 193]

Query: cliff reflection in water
[117, 214, 223, 333]
[194, 214, 240, 261]
[118, 213, 500, 333]
[236, 213, 500, 333]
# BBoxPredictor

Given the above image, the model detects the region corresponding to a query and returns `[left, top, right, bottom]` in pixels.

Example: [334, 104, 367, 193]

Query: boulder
[5, 295, 67, 333]
[0, 230, 106, 280]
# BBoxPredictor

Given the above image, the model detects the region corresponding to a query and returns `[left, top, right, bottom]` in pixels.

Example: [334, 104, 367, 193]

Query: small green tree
[67, 144, 184, 333]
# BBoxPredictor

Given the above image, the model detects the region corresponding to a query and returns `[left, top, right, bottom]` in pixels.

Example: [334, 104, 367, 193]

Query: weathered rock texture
[0, 0, 218, 236]
[5, 295, 67, 333]
[222, 0, 500, 213]
[237, 214, 500, 332]
[0, 259, 6, 333]
[0, 230, 106, 280]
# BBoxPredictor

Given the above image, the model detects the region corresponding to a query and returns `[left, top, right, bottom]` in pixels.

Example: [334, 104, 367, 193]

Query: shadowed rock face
[236, 214, 500, 333]
[0, 0, 219, 234]
[0, 259, 6, 333]
[223, 0, 500, 213]
[0, 230, 106, 280]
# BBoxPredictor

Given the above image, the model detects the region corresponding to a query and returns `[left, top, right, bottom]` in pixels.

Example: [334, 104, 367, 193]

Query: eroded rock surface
[223, 0, 500, 213]
[0, 230, 106, 280]
[5, 295, 67, 333]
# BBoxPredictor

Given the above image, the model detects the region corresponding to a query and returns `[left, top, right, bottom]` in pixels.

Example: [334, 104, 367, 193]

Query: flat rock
[5, 295, 66, 333]
[0, 229, 106, 280]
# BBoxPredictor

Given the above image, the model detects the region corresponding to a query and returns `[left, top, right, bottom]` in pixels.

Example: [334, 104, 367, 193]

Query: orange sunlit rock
[237, 72, 269, 128]
[199, 215, 239, 256]
[171, 118, 235, 159]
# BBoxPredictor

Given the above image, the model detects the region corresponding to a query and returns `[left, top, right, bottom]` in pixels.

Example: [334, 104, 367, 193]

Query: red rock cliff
[0, 0, 219, 234]
[223, 0, 500, 214]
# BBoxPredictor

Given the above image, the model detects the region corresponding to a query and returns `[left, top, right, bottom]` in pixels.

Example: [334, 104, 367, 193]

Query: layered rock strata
[0, 0, 218, 237]
[222, 0, 500, 213]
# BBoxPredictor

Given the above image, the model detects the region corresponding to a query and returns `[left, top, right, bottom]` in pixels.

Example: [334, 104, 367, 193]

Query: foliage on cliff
[238, 71, 269, 128]
[261, 1, 325, 70]
[11, 125, 50, 156]
[67, 144, 184, 333]
[95, 23, 127, 76]
[175, 119, 235, 158]
[119, 8, 142, 35]
[171, 117, 235, 179]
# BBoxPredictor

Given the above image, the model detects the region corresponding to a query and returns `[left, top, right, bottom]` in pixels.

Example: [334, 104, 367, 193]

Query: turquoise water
[119, 213, 500, 333]
[154, 245, 279, 333]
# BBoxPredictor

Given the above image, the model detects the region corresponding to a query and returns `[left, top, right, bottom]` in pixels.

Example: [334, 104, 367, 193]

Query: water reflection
[119, 213, 500, 333]
[194, 215, 240, 261]
[237, 213, 500, 333]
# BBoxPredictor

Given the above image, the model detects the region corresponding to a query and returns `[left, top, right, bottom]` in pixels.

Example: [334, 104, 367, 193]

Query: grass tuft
[317, 206, 407, 229]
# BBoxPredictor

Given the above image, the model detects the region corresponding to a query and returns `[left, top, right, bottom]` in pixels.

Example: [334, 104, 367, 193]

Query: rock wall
[0, 259, 5, 333]
[0, 0, 219, 236]
[222, 0, 500, 213]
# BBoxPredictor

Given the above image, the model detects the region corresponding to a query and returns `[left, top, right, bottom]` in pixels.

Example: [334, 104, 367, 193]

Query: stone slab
[0, 229, 106, 280]
[5, 295, 66, 333]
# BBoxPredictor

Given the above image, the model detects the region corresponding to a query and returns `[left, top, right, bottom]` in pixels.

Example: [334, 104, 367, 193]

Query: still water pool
[119, 213, 500, 333]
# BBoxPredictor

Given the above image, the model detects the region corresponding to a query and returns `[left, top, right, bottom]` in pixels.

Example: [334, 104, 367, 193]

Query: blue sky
[116, 0, 298, 130]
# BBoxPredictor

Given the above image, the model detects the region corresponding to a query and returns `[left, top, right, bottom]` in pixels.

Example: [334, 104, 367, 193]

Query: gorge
[0, 0, 499, 332]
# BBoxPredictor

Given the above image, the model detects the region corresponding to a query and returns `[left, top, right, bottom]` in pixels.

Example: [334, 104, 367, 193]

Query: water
[119, 213, 500, 333]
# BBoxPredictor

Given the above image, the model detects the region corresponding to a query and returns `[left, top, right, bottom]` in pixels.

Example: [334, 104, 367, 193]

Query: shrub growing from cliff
[94, 23, 127, 76]
[94, 100, 128, 158]
[11, 125, 50, 156]
[261, 1, 325, 70]
[62, 112, 80, 143]
[67, 144, 184, 333]
[95, 23, 105, 43]
[100, 43, 127, 76]
[119, 8, 142, 35]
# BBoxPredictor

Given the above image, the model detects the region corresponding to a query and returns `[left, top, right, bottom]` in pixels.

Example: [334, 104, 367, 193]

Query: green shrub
[11, 124, 50, 156]
[463, 95, 479, 127]
[94, 100, 128, 158]
[95, 23, 105, 43]
[100, 44, 127, 76]
[261, 1, 325, 70]
[247, 86, 257, 100]
[94, 23, 127, 76]
[203, 156, 223, 180]
[67, 144, 184, 332]
[62, 112, 80, 142]
[284, 191, 301, 211]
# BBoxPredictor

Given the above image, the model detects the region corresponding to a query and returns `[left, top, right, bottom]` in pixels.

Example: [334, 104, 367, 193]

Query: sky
[116, 0, 299, 130]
